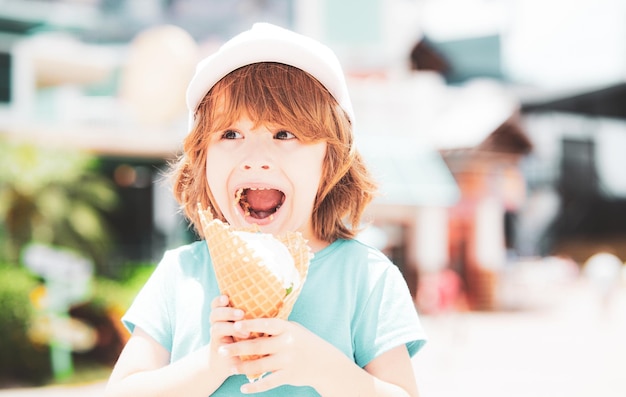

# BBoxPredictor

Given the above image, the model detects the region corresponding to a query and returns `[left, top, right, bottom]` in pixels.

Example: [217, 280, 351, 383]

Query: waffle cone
[197, 204, 311, 379]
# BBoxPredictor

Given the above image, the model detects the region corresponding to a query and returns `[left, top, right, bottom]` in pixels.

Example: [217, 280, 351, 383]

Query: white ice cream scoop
[234, 231, 301, 293]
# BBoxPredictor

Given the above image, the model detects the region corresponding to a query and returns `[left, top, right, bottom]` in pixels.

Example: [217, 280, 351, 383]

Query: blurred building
[2, 0, 626, 308]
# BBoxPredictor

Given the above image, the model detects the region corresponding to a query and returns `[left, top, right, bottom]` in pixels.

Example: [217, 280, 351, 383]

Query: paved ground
[413, 278, 626, 397]
[2, 272, 625, 397]
[0, 382, 106, 397]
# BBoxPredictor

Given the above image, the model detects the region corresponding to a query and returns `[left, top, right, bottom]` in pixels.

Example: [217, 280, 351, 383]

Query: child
[105, 23, 426, 397]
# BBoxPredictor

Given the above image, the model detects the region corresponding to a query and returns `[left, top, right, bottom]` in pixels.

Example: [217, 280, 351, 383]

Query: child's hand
[219, 318, 345, 394]
[208, 295, 249, 380]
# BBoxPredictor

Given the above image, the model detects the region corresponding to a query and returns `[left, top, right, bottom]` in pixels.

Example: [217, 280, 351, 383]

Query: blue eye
[222, 130, 241, 139]
[275, 130, 295, 140]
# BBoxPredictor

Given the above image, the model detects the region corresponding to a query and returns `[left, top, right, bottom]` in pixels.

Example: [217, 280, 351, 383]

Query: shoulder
[340, 238, 396, 269]
[314, 238, 401, 284]
[320, 238, 391, 264]
[163, 240, 209, 261]
[155, 240, 211, 277]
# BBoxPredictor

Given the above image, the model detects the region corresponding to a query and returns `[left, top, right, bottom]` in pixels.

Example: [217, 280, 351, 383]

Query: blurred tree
[0, 263, 50, 385]
[0, 139, 118, 272]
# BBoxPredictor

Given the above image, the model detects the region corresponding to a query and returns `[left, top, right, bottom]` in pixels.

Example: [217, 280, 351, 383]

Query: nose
[242, 163, 270, 170]
[240, 138, 274, 171]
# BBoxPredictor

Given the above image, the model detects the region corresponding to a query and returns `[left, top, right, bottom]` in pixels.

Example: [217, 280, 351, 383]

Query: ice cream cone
[197, 204, 311, 381]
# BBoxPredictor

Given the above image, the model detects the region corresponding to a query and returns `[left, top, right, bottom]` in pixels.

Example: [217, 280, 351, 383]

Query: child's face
[205, 116, 326, 241]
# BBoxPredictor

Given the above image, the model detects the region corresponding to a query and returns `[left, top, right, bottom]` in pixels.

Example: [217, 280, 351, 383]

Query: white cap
[186, 23, 354, 130]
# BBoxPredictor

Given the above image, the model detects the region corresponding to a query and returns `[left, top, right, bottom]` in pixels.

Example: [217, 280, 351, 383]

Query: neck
[307, 237, 332, 253]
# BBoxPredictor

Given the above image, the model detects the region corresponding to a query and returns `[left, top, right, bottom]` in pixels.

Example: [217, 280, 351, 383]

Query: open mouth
[235, 187, 285, 220]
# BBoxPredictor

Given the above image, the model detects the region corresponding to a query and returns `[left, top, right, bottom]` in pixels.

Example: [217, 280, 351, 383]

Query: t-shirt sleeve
[352, 263, 427, 367]
[121, 251, 175, 352]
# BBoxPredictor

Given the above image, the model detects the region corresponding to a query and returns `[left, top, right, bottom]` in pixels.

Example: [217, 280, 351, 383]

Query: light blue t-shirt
[123, 238, 427, 396]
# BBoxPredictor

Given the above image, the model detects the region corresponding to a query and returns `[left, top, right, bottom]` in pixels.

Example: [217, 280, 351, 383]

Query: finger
[233, 318, 285, 336]
[209, 306, 245, 324]
[210, 321, 238, 342]
[210, 317, 251, 342]
[211, 294, 230, 309]
[240, 370, 287, 394]
[222, 332, 289, 361]
[234, 353, 282, 384]
[235, 353, 275, 377]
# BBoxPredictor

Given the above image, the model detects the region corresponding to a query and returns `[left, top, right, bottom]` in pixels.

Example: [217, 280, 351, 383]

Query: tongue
[245, 189, 283, 212]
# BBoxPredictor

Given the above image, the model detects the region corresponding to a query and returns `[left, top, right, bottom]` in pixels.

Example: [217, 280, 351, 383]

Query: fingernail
[234, 309, 244, 318]
[218, 346, 228, 357]
[231, 366, 239, 375]
[234, 321, 242, 330]
[240, 384, 250, 394]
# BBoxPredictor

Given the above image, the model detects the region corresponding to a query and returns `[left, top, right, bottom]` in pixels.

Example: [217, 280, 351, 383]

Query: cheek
[310, 144, 327, 181]
[205, 151, 229, 200]
[204, 155, 215, 187]
[296, 144, 326, 194]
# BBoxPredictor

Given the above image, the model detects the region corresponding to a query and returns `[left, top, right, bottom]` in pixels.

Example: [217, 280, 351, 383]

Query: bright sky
[420, 0, 626, 90]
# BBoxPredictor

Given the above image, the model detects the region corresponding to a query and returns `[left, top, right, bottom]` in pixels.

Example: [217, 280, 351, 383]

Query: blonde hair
[171, 62, 377, 242]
